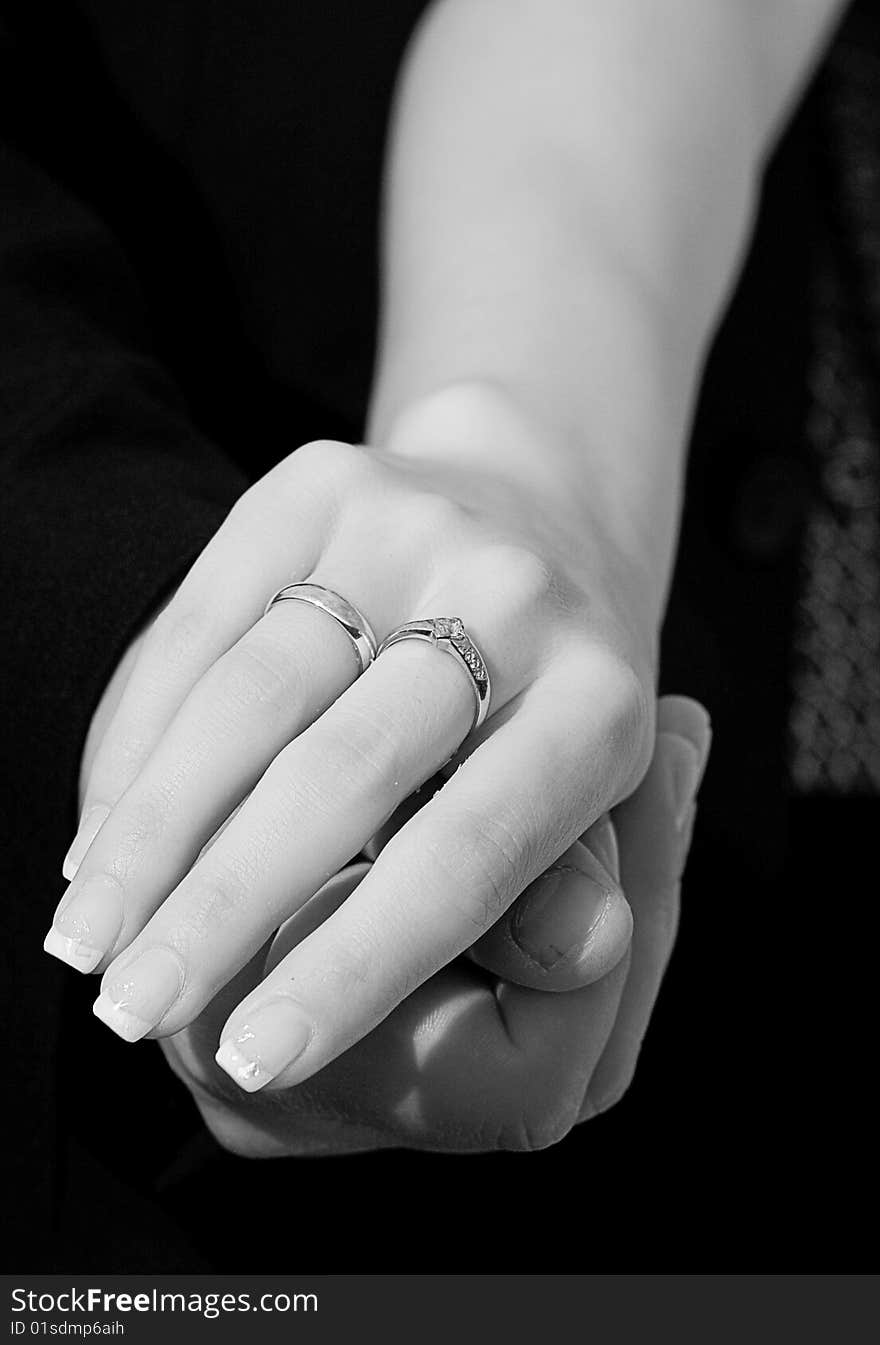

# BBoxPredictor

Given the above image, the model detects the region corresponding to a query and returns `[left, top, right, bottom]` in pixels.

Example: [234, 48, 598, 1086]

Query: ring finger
[88, 615, 530, 1041]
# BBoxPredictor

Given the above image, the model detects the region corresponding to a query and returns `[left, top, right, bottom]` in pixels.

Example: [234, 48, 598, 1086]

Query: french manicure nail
[215, 1000, 313, 1092]
[511, 853, 616, 971]
[43, 873, 124, 973]
[62, 804, 111, 882]
[92, 947, 184, 1042]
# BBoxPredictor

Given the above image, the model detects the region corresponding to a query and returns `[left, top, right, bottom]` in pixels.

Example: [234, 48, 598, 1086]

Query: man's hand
[68, 613, 709, 1152]
[158, 695, 709, 1156]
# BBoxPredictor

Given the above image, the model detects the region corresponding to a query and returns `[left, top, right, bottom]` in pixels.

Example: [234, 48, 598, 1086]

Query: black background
[0, 1, 874, 1272]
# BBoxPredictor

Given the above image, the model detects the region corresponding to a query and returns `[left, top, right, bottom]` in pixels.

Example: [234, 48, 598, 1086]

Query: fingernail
[215, 1000, 313, 1092]
[587, 814, 620, 881]
[43, 874, 124, 973]
[664, 731, 710, 830]
[92, 947, 184, 1042]
[511, 853, 616, 971]
[62, 804, 111, 881]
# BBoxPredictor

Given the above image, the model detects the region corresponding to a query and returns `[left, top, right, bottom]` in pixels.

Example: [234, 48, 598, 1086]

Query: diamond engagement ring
[376, 617, 491, 733]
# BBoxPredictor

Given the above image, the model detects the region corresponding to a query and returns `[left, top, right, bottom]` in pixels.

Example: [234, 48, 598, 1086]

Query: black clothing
[1, 2, 873, 1270]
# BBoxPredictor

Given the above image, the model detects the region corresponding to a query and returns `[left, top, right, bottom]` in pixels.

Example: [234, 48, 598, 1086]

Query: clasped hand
[45, 402, 709, 1153]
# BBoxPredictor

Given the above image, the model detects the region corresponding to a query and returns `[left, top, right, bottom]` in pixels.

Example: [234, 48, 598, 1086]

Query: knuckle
[259, 438, 366, 504]
[483, 542, 569, 619]
[324, 939, 373, 997]
[496, 1100, 579, 1153]
[318, 925, 413, 1011]
[401, 489, 468, 544]
[91, 723, 149, 799]
[564, 640, 653, 787]
[417, 806, 530, 929]
[597, 649, 649, 733]
[607, 661, 653, 786]
[298, 437, 368, 487]
[150, 601, 215, 675]
[104, 789, 174, 878]
[213, 637, 302, 716]
[322, 702, 406, 792]
[170, 863, 253, 949]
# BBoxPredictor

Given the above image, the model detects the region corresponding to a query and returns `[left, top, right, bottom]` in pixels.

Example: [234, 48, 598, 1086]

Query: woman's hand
[159, 695, 709, 1156]
[45, 389, 658, 1094]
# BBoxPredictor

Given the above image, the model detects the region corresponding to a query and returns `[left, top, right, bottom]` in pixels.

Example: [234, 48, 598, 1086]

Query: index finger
[62, 449, 333, 878]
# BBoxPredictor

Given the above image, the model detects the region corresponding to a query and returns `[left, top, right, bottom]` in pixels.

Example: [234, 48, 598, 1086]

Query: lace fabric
[788, 10, 880, 794]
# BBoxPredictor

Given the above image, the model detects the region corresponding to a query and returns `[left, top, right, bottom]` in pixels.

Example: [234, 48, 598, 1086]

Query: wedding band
[263, 582, 378, 675]
[376, 617, 491, 733]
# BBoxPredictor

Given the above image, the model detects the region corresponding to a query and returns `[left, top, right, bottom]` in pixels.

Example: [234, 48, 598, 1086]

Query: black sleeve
[0, 42, 248, 871]
[0, 16, 249, 1252]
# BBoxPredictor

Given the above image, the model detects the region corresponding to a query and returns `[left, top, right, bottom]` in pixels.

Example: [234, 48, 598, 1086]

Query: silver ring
[263, 582, 378, 675]
[376, 617, 491, 734]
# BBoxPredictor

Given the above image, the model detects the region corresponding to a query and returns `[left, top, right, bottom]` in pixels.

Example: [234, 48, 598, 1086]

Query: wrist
[371, 376, 679, 629]
[367, 209, 711, 602]
[375, 378, 577, 484]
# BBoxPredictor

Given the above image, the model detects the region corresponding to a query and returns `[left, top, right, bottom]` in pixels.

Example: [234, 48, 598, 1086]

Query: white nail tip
[61, 853, 80, 883]
[61, 804, 111, 882]
[43, 926, 103, 974]
[92, 992, 153, 1043]
[215, 1038, 272, 1092]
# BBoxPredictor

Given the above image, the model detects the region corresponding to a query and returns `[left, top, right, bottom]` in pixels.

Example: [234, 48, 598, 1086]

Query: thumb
[465, 817, 633, 991]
